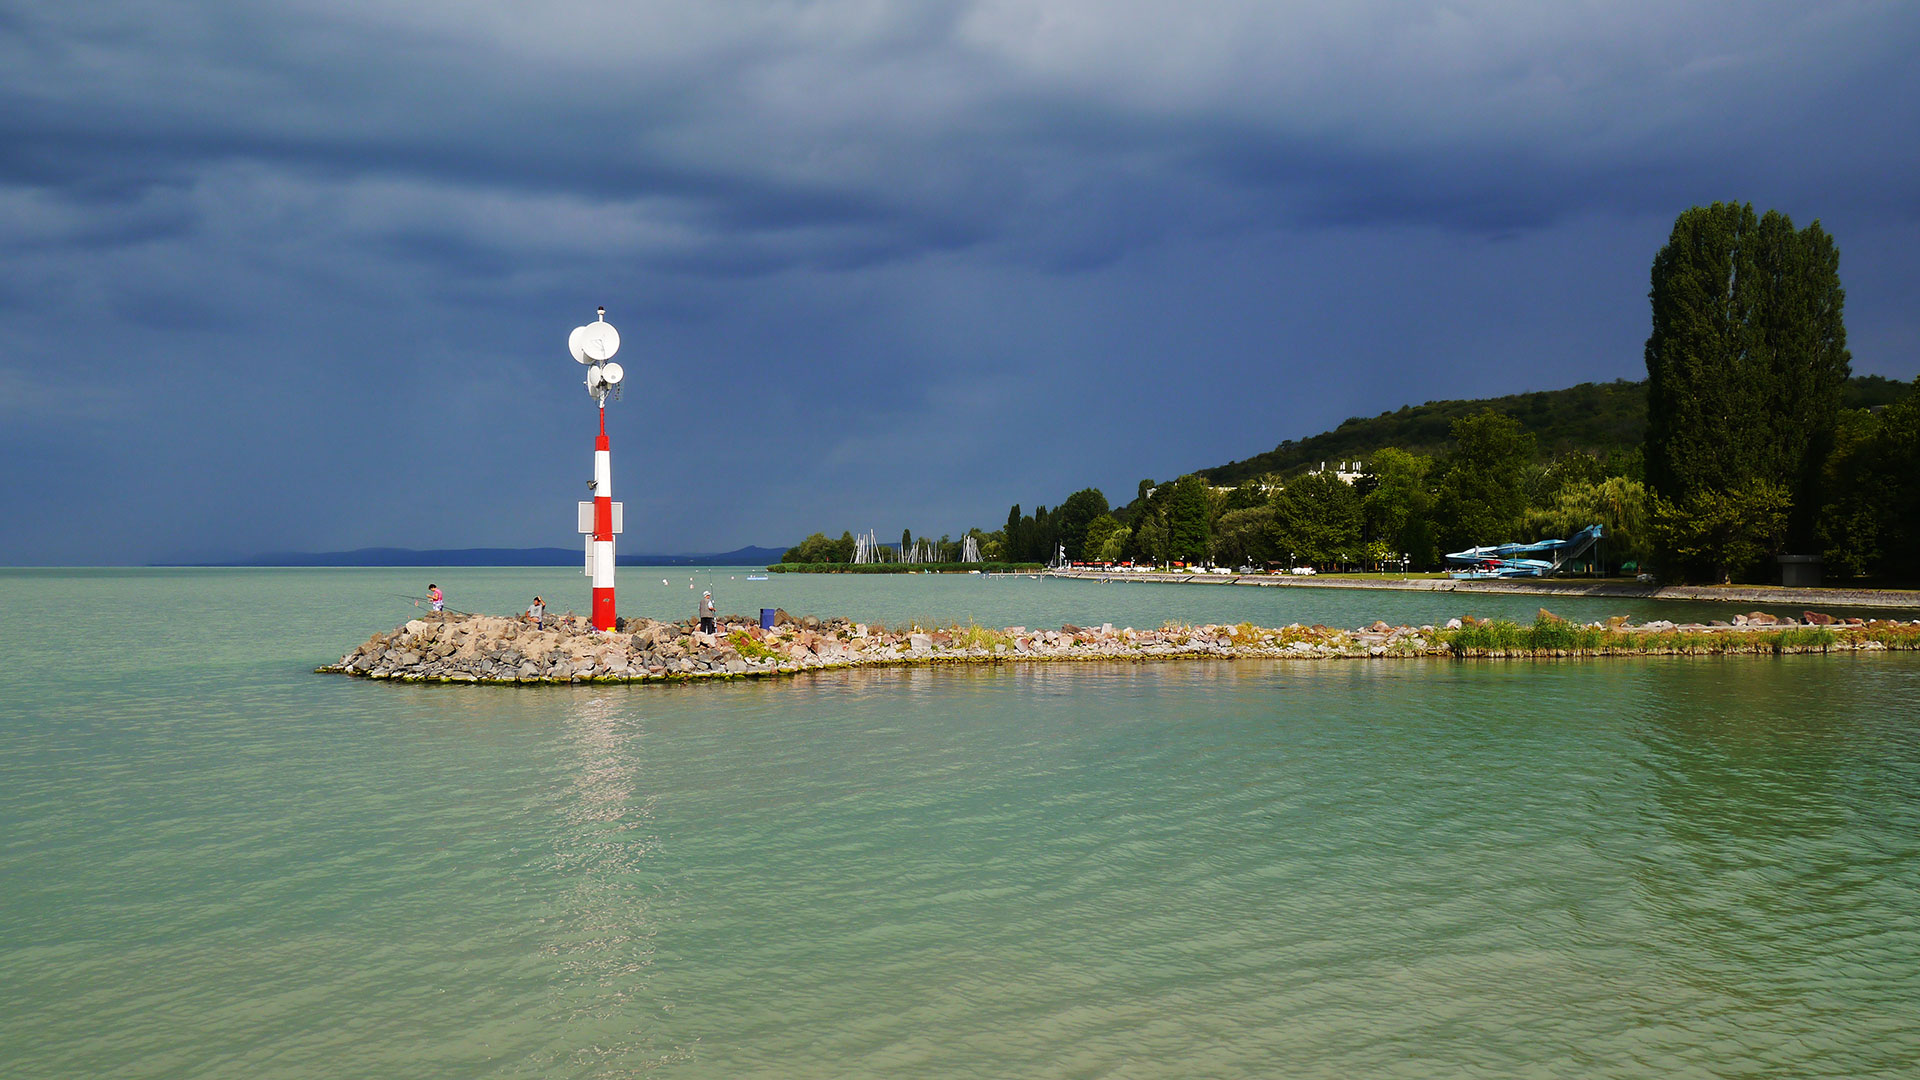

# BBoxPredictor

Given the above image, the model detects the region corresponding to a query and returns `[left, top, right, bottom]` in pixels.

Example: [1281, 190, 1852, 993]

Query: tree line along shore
[780, 202, 1918, 588]
[766, 561, 1044, 574]
[321, 609, 1920, 685]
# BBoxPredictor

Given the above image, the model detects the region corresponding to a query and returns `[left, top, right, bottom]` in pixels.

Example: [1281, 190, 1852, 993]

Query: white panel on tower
[579, 501, 594, 534]
[611, 502, 624, 534]
[584, 535, 596, 577]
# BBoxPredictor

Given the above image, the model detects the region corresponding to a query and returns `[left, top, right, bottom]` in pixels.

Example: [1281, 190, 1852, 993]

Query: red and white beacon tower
[571, 308, 625, 631]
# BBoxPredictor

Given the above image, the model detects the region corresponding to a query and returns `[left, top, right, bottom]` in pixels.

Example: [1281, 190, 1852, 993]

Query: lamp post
[570, 308, 625, 630]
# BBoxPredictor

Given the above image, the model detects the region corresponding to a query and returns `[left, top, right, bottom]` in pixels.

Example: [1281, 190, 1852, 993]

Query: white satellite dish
[568, 325, 590, 364]
[601, 362, 624, 385]
[581, 320, 620, 361]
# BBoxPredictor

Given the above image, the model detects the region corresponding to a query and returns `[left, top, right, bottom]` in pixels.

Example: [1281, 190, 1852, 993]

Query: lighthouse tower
[570, 308, 625, 630]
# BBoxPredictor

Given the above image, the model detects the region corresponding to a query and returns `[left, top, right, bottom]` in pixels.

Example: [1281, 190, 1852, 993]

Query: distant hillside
[163, 546, 787, 567]
[1197, 375, 1913, 487]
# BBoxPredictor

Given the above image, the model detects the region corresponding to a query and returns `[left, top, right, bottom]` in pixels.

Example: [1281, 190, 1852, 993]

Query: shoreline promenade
[1039, 568, 1920, 611]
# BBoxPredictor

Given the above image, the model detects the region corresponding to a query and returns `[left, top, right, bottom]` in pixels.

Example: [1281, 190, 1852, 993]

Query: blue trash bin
[760, 608, 776, 630]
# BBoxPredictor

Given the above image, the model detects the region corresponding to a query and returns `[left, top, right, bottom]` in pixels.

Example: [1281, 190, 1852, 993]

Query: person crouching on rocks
[699, 590, 716, 635]
[428, 583, 444, 613]
[527, 596, 545, 629]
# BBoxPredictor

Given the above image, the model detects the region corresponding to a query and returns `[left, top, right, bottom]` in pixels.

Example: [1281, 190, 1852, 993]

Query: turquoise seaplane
[1445, 524, 1605, 579]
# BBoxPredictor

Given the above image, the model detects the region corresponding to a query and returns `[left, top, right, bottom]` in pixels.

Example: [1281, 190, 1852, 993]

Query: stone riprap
[319, 609, 1920, 684]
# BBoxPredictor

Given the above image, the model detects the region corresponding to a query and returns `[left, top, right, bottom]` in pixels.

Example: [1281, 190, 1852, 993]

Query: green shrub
[949, 621, 1012, 651]
[1444, 619, 1529, 655]
[726, 631, 783, 661]
[1773, 626, 1837, 652]
[1846, 621, 1920, 649]
[1225, 622, 1262, 646]
[1529, 615, 1579, 652]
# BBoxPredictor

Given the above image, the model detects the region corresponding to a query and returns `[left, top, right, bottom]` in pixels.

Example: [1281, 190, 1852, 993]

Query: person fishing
[527, 596, 545, 629]
[698, 590, 716, 635]
[427, 583, 444, 613]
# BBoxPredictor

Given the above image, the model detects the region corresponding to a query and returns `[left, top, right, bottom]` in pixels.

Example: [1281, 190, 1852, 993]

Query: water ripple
[4, 572, 1919, 1077]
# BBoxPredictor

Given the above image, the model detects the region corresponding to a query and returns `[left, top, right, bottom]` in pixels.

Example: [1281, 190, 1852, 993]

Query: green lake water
[3, 568, 1918, 1078]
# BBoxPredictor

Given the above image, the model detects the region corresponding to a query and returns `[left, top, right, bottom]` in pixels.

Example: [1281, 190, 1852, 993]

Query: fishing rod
[391, 593, 476, 617]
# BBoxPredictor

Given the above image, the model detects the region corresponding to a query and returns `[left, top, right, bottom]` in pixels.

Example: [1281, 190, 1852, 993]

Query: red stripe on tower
[591, 406, 616, 630]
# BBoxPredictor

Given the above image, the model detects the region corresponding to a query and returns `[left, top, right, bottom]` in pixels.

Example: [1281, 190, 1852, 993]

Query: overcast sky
[3, 1, 1917, 563]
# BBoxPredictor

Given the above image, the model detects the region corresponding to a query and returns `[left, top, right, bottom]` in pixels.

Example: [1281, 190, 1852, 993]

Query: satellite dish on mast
[582, 321, 619, 362]
[601, 362, 624, 386]
[568, 325, 590, 364]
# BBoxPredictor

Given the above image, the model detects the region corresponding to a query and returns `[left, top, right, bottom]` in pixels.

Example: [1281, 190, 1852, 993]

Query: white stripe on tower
[591, 408, 616, 629]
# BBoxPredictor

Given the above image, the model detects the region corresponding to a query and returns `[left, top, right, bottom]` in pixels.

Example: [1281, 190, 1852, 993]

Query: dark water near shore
[3, 569, 1918, 1078]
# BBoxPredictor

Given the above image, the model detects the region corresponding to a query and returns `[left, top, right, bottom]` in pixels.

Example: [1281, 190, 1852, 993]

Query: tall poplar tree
[1165, 475, 1213, 563]
[1124, 487, 1168, 564]
[1752, 210, 1850, 547]
[1434, 411, 1536, 553]
[1644, 202, 1849, 581]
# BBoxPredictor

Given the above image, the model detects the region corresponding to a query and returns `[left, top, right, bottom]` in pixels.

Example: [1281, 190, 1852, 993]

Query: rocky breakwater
[318, 609, 1920, 684]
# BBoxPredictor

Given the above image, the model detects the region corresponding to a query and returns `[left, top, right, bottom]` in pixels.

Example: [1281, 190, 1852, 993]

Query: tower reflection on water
[532, 696, 689, 1072]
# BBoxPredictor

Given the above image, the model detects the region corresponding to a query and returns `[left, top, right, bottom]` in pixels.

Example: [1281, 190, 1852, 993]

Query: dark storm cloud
[2, 2, 1918, 562]
[12, 3, 1918, 266]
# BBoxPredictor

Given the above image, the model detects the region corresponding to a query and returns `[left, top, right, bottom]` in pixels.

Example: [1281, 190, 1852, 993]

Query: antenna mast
[571, 307, 626, 630]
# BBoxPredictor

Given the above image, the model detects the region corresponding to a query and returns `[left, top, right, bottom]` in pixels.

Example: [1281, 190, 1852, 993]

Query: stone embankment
[320, 608, 1920, 684]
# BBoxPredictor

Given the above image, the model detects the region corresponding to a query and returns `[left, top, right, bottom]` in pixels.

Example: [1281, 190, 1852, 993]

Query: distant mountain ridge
[1196, 375, 1913, 488]
[163, 546, 787, 567]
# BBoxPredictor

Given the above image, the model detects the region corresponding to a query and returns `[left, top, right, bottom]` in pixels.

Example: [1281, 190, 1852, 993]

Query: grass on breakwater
[1433, 615, 1892, 656]
[949, 620, 1015, 651]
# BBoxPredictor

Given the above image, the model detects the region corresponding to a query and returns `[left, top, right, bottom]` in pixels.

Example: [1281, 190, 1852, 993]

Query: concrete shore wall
[320, 610, 1920, 686]
[1041, 569, 1920, 610]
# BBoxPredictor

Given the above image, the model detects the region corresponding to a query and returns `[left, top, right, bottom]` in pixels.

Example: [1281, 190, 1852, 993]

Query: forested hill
[1197, 375, 1914, 488]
